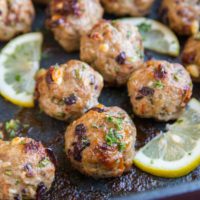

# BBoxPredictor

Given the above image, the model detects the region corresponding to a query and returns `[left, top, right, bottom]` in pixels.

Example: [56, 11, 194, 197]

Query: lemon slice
[0, 33, 43, 107]
[134, 98, 200, 178]
[121, 18, 180, 57]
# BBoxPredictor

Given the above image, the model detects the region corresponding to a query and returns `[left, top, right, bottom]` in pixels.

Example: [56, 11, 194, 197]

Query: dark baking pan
[0, 0, 200, 199]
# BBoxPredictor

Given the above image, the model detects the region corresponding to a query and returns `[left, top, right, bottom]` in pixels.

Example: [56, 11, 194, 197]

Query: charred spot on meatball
[23, 163, 34, 177]
[154, 65, 167, 79]
[64, 94, 77, 105]
[75, 123, 87, 136]
[45, 67, 54, 84]
[88, 107, 105, 113]
[138, 87, 155, 97]
[36, 182, 48, 197]
[24, 141, 40, 153]
[72, 124, 90, 161]
[115, 52, 126, 65]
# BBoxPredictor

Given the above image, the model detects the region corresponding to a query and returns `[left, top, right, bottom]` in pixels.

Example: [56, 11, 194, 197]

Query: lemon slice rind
[134, 99, 200, 178]
[121, 17, 180, 57]
[0, 33, 43, 107]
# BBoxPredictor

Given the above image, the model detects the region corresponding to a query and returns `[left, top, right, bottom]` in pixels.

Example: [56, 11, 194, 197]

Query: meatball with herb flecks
[101, 0, 155, 17]
[182, 33, 200, 82]
[46, 0, 103, 52]
[160, 0, 200, 36]
[65, 105, 136, 178]
[0, 0, 35, 41]
[0, 137, 55, 200]
[127, 60, 193, 121]
[35, 60, 103, 121]
[80, 20, 144, 86]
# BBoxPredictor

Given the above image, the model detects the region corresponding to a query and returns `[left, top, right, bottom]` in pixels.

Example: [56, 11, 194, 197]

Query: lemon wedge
[134, 98, 200, 178]
[0, 33, 43, 107]
[121, 18, 180, 57]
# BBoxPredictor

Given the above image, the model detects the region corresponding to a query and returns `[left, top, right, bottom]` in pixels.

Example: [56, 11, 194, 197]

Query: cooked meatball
[0, 137, 55, 200]
[65, 105, 136, 178]
[160, 0, 200, 35]
[46, 0, 103, 52]
[182, 33, 200, 82]
[101, 0, 155, 16]
[127, 60, 193, 121]
[0, 0, 35, 41]
[35, 60, 103, 121]
[80, 20, 144, 86]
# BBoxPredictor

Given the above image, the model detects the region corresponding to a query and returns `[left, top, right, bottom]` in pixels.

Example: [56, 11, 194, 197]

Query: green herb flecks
[75, 69, 81, 80]
[137, 22, 152, 41]
[105, 128, 125, 152]
[5, 119, 20, 139]
[173, 73, 179, 81]
[153, 80, 164, 89]
[4, 169, 12, 176]
[106, 116, 123, 130]
[126, 30, 132, 39]
[4, 119, 29, 139]
[38, 157, 50, 168]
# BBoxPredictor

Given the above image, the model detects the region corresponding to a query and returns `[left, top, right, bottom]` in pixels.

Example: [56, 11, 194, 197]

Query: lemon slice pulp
[121, 17, 180, 57]
[134, 98, 200, 178]
[0, 33, 43, 107]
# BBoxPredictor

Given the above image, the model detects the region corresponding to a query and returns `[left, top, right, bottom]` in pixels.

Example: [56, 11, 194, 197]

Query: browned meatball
[65, 105, 136, 178]
[101, 0, 155, 16]
[46, 0, 103, 52]
[35, 60, 103, 121]
[80, 20, 144, 86]
[160, 0, 200, 35]
[0, 0, 35, 41]
[128, 60, 193, 121]
[182, 33, 200, 82]
[0, 137, 55, 200]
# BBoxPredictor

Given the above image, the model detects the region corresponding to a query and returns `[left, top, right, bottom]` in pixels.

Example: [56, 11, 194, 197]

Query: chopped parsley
[106, 116, 123, 130]
[15, 74, 21, 82]
[153, 80, 164, 89]
[173, 74, 179, 81]
[105, 128, 125, 152]
[38, 157, 50, 168]
[126, 30, 132, 39]
[138, 22, 152, 33]
[4, 119, 29, 139]
[137, 22, 152, 41]
[75, 69, 81, 79]
[4, 169, 12, 176]
[5, 119, 20, 139]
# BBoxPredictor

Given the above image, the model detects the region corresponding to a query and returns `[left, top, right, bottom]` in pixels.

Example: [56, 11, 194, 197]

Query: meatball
[0, 0, 35, 41]
[101, 0, 155, 16]
[80, 20, 144, 86]
[46, 0, 103, 52]
[65, 105, 136, 178]
[0, 137, 55, 200]
[127, 60, 193, 121]
[35, 60, 103, 121]
[160, 0, 200, 35]
[182, 33, 200, 82]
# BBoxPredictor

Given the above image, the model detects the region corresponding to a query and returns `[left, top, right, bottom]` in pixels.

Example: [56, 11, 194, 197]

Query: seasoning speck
[116, 52, 126, 65]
